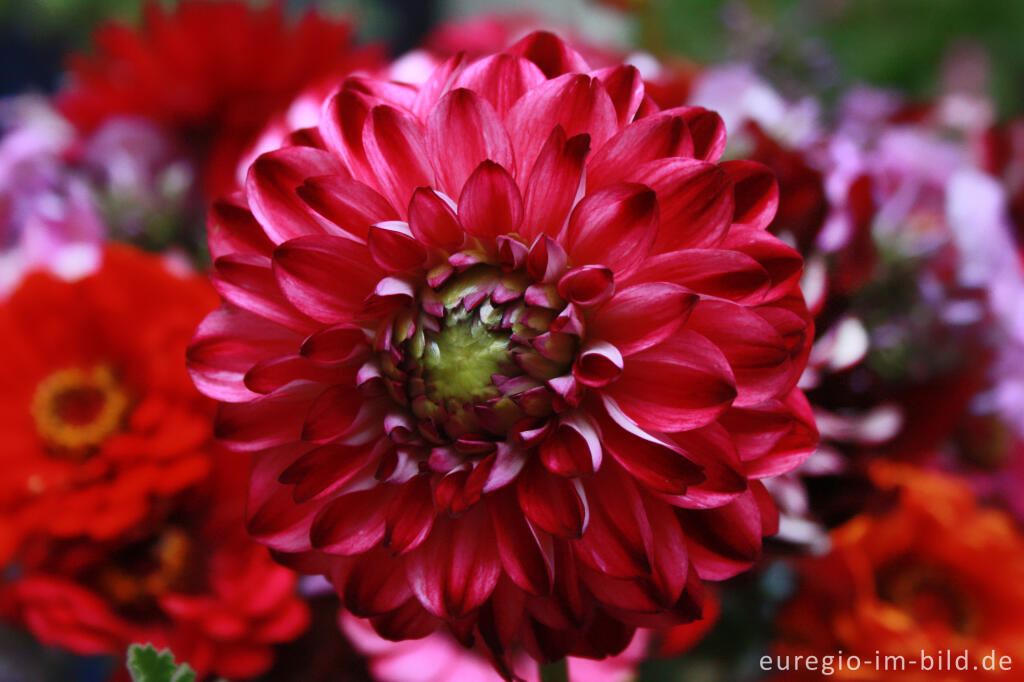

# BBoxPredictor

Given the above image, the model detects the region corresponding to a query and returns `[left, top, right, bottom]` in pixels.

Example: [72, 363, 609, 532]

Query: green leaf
[126, 643, 198, 682]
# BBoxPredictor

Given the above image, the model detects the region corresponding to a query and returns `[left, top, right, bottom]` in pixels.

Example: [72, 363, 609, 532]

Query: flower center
[31, 365, 129, 455]
[422, 311, 512, 403]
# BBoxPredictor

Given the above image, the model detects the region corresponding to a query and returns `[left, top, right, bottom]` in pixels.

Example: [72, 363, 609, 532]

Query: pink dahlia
[188, 32, 816, 670]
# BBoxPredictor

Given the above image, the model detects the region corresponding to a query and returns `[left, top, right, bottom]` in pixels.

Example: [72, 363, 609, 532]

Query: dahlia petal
[188, 304, 301, 402]
[384, 475, 435, 555]
[310, 489, 389, 555]
[407, 510, 502, 619]
[677, 488, 765, 580]
[427, 88, 514, 197]
[244, 355, 350, 395]
[517, 461, 589, 539]
[279, 442, 377, 503]
[598, 403, 705, 496]
[246, 147, 347, 244]
[664, 424, 748, 509]
[508, 31, 591, 79]
[539, 411, 602, 477]
[302, 384, 365, 442]
[628, 158, 733, 251]
[556, 266, 615, 308]
[247, 443, 321, 550]
[489, 491, 555, 596]
[369, 598, 438, 641]
[685, 299, 792, 406]
[592, 65, 645, 125]
[721, 160, 779, 231]
[677, 107, 727, 162]
[362, 105, 433, 211]
[273, 234, 383, 323]
[319, 85, 375, 183]
[408, 188, 464, 249]
[212, 253, 319, 334]
[208, 194, 274, 261]
[452, 53, 547, 116]
[526, 234, 569, 283]
[626, 249, 771, 304]
[573, 340, 623, 388]
[297, 175, 399, 242]
[367, 221, 428, 272]
[506, 73, 617, 181]
[573, 468, 651, 579]
[521, 127, 589, 240]
[721, 226, 803, 296]
[565, 183, 658, 279]
[216, 382, 320, 452]
[458, 161, 524, 238]
[338, 551, 416, 616]
[587, 111, 695, 190]
[605, 330, 737, 433]
[589, 282, 698, 356]
[742, 389, 817, 479]
[640, 497, 690, 607]
[300, 323, 369, 366]
[412, 52, 466, 119]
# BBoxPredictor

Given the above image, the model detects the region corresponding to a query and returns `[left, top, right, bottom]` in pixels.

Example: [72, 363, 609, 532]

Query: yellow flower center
[31, 365, 129, 455]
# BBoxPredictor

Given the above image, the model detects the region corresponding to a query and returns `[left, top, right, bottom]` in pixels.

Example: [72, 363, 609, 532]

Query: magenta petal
[587, 111, 694, 190]
[212, 253, 319, 334]
[573, 341, 623, 388]
[628, 158, 732, 251]
[539, 411, 602, 477]
[516, 462, 589, 538]
[188, 304, 302, 403]
[565, 183, 658, 279]
[362, 105, 433, 212]
[408, 188, 464, 249]
[297, 175, 399, 241]
[279, 442, 377, 503]
[521, 127, 589, 241]
[384, 476, 435, 555]
[246, 147, 347, 244]
[273, 234, 383, 323]
[721, 160, 779, 231]
[302, 384, 364, 442]
[300, 324, 369, 366]
[592, 65, 645, 125]
[506, 73, 617, 181]
[427, 88, 514, 197]
[310, 489, 389, 555]
[589, 282, 698, 356]
[406, 510, 502, 619]
[244, 355, 349, 395]
[605, 330, 737, 433]
[208, 194, 274, 261]
[627, 249, 771, 304]
[598, 402, 705, 496]
[457, 161, 524, 238]
[678, 107, 727, 162]
[452, 53, 547, 116]
[367, 221, 428, 272]
[489, 491, 554, 596]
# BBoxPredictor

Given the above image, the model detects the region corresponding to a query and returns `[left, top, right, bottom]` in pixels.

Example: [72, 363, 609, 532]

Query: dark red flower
[0, 246, 217, 562]
[188, 33, 817, 670]
[57, 0, 382, 197]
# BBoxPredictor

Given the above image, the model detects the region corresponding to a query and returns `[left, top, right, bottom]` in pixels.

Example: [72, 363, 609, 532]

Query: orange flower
[0, 245, 219, 560]
[774, 463, 1024, 680]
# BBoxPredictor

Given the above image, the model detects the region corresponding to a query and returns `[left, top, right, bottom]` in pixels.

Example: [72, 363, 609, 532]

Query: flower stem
[539, 658, 569, 682]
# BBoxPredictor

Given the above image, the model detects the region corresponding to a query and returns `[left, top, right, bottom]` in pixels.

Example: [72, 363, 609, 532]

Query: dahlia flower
[0, 246, 217, 562]
[774, 463, 1024, 681]
[188, 32, 816, 668]
[342, 613, 650, 682]
[6, 449, 309, 680]
[58, 0, 382, 197]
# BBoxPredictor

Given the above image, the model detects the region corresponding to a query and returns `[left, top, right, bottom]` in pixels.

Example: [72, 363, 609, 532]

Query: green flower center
[422, 311, 512, 403]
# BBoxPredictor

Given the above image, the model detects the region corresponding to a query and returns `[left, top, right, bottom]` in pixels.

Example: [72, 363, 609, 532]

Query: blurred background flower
[3, 1, 1024, 681]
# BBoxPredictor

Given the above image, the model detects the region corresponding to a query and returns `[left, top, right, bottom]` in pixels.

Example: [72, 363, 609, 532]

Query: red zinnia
[58, 0, 382, 197]
[7, 449, 309, 680]
[0, 245, 217, 562]
[188, 32, 817, 670]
